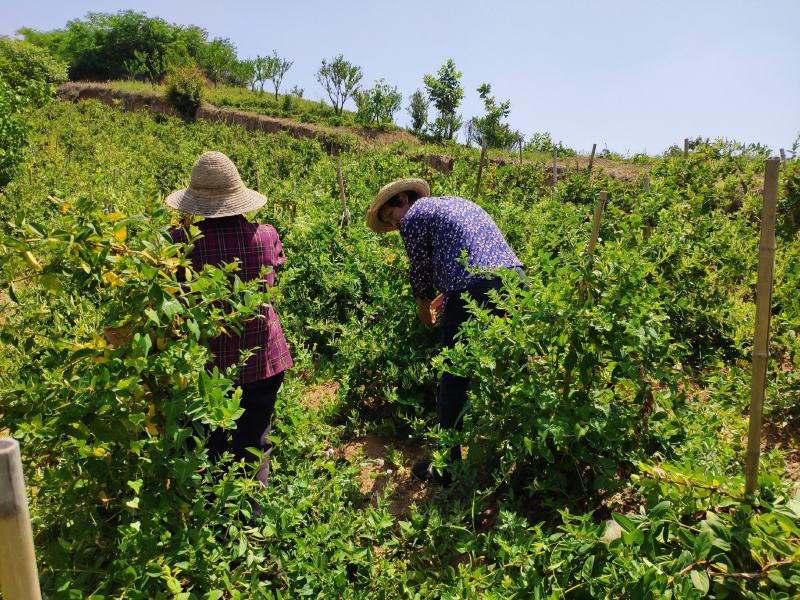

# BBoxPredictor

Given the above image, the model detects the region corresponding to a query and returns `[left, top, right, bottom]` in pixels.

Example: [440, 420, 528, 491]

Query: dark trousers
[437, 269, 524, 462]
[207, 371, 284, 486]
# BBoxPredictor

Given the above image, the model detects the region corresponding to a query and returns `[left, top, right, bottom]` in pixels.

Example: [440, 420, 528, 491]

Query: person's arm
[271, 227, 286, 271]
[400, 212, 437, 324]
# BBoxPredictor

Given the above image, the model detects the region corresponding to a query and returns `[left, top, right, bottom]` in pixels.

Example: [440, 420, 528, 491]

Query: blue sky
[2, 0, 798, 154]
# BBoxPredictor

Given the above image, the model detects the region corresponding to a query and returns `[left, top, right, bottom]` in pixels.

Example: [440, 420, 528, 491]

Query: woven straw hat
[365, 178, 431, 233]
[165, 151, 267, 217]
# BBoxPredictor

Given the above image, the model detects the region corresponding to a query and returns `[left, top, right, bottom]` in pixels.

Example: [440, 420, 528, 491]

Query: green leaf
[767, 569, 789, 588]
[649, 500, 671, 519]
[39, 272, 62, 292]
[144, 308, 160, 325]
[127, 479, 143, 494]
[187, 319, 200, 341]
[6, 282, 19, 303]
[581, 555, 595, 580]
[690, 569, 709, 594]
[612, 513, 636, 533]
[693, 529, 713, 560]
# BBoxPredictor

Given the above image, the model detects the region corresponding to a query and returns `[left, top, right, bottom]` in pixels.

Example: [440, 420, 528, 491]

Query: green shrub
[0, 77, 29, 186]
[0, 38, 67, 106]
[354, 79, 402, 129]
[164, 65, 206, 119]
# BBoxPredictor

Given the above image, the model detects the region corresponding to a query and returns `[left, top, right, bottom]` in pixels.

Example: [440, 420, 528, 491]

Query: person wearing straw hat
[366, 179, 523, 486]
[168, 151, 293, 487]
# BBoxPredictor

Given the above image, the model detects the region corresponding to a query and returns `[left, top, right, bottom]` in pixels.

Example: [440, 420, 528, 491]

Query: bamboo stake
[744, 157, 780, 496]
[552, 147, 558, 189]
[587, 143, 597, 173]
[518, 136, 524, 165]
[779, 148, 786, 167]
[0, 438, 42, 600]
[683, 138, 689, 159]
[644, 174, 651, 195]
[336, 158, 350, 228]
[474, 140, 488, 197]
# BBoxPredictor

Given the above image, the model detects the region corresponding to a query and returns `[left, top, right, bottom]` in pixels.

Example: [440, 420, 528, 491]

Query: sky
[2, 0, 798, 155]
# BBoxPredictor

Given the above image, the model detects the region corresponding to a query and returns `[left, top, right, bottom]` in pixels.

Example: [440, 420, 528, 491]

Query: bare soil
[301, 380, 340, 412]
[763, 420, 800, 489]
[340, 434, 435, 518]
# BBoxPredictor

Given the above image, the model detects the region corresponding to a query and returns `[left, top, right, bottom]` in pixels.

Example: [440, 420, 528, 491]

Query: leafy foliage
[0, 38, 68, 106]
[0, 78, 29, 186]
[315, 54, 363, 116]
[525, 130, 577, 157]
[407, 88, 429, 135]
[354, 79, 402, 128]
[164, 64, 207, 120]
[465, 83, 517, 150]
[423, 59, 464, 142]
[18, 11, 238, 85]
[0, 98, 798, 598]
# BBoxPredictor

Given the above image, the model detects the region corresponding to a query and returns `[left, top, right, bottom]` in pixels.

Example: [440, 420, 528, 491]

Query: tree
[315, 54, 362, 115]
[354, 79, 402, 128]
[18, 11, 237, 84]
[253, 55, 269, 93]
[197, 37, 237, 86]
[465, 83, 516, 150]
[230, 58, 257, 90]
[407, 89, 429, 135]
[423, 59, 464, 141]
[264, 50, 293, 100]
[525, 131, 577, 157]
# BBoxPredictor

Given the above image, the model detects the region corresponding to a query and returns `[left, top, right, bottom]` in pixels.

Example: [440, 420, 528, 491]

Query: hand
[430, 293, 445, 316]
[416, 298, 436, 326]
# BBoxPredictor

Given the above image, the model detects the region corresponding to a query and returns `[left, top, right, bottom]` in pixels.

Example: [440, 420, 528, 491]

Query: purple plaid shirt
[172, 215, 293, 385]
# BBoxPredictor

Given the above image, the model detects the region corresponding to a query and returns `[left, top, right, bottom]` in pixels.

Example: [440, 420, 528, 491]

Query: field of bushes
[0, 89, 798, 598]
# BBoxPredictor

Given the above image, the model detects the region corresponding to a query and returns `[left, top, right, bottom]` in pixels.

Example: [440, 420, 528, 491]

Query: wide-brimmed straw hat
[365, 178, 431, 233]
[165, 151, 267, 217]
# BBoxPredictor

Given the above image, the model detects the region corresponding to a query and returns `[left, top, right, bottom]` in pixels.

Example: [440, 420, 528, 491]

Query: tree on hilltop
[465, 83, 517, 149]
[407, 89, 429, 135]
[263, 51, 293, 100]
[423, 59, 464, 141]
[315, 54, 362, 115]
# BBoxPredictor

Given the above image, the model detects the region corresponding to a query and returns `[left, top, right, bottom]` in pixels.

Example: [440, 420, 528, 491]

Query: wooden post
[780, 148, 787, 167]
[683, 138, 689, 159]
[587, 143, 597, 173]
[587, 191, 607, 261]
[552, 147, 558, 189]
[518, 136, 524, 165]
[744, 158, 780, 496]
[474, 140, 488, 197]
[0, 438, 42, 600]
[336, 158, 350, 228]
[644, 174, 651, 195]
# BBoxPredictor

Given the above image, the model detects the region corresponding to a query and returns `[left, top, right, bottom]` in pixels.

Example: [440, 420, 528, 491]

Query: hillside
[1, 92, 799, 598]
[59, 81, 649, 182]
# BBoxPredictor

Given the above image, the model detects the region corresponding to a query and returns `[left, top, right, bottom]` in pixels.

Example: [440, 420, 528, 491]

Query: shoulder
[255, 222, 279, 239]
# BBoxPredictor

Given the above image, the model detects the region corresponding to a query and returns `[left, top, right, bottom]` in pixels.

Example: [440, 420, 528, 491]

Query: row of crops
[0, 98, 799, 598]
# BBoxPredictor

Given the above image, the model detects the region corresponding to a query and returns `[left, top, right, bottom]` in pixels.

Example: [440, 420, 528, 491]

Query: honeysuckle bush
[0, 98, 798, 597]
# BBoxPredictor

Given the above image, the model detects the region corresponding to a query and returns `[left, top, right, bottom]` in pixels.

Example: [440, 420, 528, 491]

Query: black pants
[207, 371, 284, 486]
[437, 268, 524, 462]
